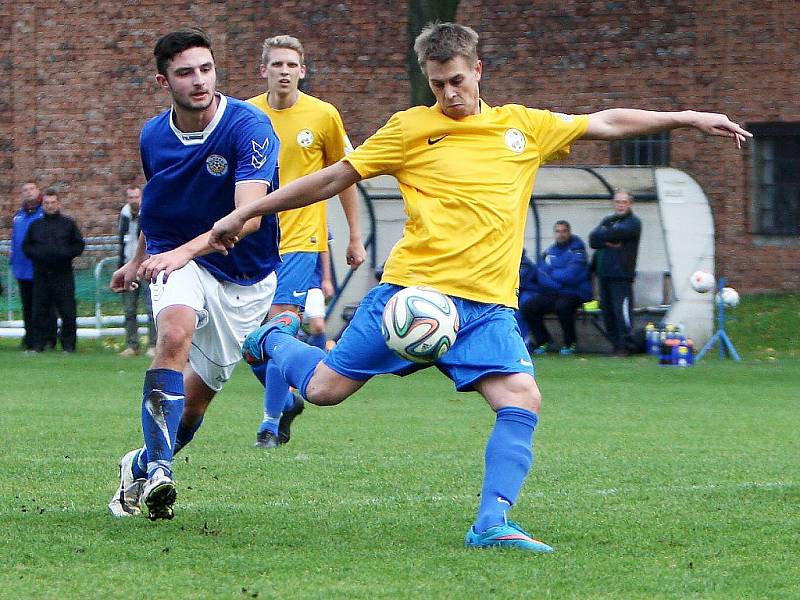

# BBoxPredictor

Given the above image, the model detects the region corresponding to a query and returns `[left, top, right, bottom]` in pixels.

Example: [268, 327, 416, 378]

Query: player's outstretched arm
[210, 161, 362, 252]
[584, 109, 752, 148]
[338, 184, 367, 269]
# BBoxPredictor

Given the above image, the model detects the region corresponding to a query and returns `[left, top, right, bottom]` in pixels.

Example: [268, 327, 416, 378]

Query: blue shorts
[274, 252, 319, 308]
[324, 284, 535, 392]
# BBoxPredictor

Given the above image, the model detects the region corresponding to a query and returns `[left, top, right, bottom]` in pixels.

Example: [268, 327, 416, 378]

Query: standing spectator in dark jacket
[117, 185, 155, 357]
[22, 188, 85, 353]
[521, 221, 593, 355]
[589, 190, 641, 356]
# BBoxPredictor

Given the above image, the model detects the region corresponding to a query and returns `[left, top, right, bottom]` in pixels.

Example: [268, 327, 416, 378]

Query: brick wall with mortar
[1, 1, 798, 291]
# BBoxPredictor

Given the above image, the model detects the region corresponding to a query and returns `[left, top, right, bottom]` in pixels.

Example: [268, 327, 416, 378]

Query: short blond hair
[413, 22, 479, 72]
[261, 35, 305, 66]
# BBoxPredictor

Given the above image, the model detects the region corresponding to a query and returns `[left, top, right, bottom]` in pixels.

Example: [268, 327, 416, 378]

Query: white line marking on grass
[235, 481, 797, 509]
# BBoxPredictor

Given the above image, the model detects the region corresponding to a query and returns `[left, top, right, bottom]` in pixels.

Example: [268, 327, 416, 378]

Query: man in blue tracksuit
[589, 190, 642, 356]
[9, 181, 50, 351]
[520, 220, 593, 355]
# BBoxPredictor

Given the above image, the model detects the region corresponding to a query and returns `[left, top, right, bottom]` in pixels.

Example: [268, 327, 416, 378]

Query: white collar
[169, 93, 227, 145]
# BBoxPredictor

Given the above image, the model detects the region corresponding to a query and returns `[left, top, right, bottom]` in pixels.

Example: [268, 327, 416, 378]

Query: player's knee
[304, 385, 347, 406]
[309, 319, 325, 335]
[505, 374, 542, 413]
[155, 323, 192, 358]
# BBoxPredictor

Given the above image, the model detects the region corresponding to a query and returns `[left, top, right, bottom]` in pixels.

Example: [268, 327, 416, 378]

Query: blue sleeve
[234, 112, 280, 189]
[552, 245, 589, 286]
[535, 257, 561, 293]
[139, 128, 152, 181]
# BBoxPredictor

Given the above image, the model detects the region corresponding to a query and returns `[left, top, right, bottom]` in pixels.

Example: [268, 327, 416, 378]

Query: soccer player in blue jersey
[107, 28, 281, 520]
[204, 23, 748, 551]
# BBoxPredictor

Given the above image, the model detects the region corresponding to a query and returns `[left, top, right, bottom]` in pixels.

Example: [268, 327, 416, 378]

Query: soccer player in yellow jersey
[246, 35, 367, 449]
[199, 22, 749, 551]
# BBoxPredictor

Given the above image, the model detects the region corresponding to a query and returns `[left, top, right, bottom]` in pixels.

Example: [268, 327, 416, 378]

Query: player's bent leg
[467, 373, 552, 552]
[242, 310, 301, 365]
[176, 366, 214, 453]
[303, 362, 365, 406]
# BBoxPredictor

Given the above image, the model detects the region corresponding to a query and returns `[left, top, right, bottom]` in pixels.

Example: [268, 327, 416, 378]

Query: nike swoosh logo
[519, 358, 533, 367]
[427, 135, 448, 145]
[292, 290, 307, 297]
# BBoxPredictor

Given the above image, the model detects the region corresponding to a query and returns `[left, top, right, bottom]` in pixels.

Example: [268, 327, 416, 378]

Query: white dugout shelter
[325, 166, 716, 349]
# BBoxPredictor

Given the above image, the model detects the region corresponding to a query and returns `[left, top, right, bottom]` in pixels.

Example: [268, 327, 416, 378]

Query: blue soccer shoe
[242, 311, 301, 365]
[465, 517, 554, 553]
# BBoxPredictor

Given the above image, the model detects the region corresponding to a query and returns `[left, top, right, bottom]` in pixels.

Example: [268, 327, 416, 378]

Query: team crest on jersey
[206, 154, 229, 176]
[296, 129, 315, 148]
[504, 128, 526, 153]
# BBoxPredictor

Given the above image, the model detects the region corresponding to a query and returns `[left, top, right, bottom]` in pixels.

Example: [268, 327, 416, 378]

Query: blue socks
[133, 415, 204, 480]
[264, 330, 326, 398]
[474, 407, 538, 533]
[140, 369, 184, 479]
[258, 361, 294, 434]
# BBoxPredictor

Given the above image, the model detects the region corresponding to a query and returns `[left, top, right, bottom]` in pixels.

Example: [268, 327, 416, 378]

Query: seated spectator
[515, 249, 537, 350]
[520, 220, 592, 355]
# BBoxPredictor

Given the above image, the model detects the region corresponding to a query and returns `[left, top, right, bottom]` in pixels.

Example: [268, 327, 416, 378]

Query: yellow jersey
[247, 91, 352, 252]
[344, 102, 588, 307]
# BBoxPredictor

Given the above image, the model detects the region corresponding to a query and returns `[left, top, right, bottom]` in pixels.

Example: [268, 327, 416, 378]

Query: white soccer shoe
[141, 468, 177, 521]
[108, 449, 146, 517]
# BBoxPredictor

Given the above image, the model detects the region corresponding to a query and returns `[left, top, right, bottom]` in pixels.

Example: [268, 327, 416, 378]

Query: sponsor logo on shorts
[206, 154, 229, 176]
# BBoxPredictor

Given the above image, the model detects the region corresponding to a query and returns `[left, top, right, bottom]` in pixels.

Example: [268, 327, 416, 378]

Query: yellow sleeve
[323, 107, 348, 166]
[343, 112, 405, 179]
[525, 109, 589, 164]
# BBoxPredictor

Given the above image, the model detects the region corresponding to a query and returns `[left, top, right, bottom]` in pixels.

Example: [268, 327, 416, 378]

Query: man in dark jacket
[589, 189, 642, 356]
[22, 188, 85, 352]
[520, 221, 593, 355]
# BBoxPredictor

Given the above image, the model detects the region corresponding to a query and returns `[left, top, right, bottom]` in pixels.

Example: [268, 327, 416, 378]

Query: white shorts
[150, 261, 276, 391]
[303, 287, 326, 321]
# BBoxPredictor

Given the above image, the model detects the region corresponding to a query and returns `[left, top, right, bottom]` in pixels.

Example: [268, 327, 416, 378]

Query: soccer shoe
[108, 449, 146, 517]
[465, 518, 554, 553]
[278, 393, 305, 444]
[559, 344, 577, 356]
[253, 428, 280, 449]
[531, 342, 556, 356]
[241, 311, 301, 366]
[142, 468, 177, 521]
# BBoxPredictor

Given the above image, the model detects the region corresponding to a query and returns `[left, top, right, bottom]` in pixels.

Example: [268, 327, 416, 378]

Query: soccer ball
[381, 286, 459, 364]
[716, 287, 740, 308]
[690, 270, 715, 293]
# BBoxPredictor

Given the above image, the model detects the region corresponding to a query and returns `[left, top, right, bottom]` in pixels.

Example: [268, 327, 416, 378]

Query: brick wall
[2, 1, 798, 291]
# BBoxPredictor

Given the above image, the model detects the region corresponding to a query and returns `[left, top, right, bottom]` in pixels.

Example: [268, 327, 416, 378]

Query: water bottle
[645, 322, 656, 355]
[677, 341, 689, 367]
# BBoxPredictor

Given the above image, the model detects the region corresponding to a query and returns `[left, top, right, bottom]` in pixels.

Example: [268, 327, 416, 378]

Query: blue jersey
[139, 94, 281, 284]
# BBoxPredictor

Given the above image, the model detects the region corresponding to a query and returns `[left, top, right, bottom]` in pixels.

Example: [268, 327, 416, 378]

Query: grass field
[1, 294, 798, 599]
